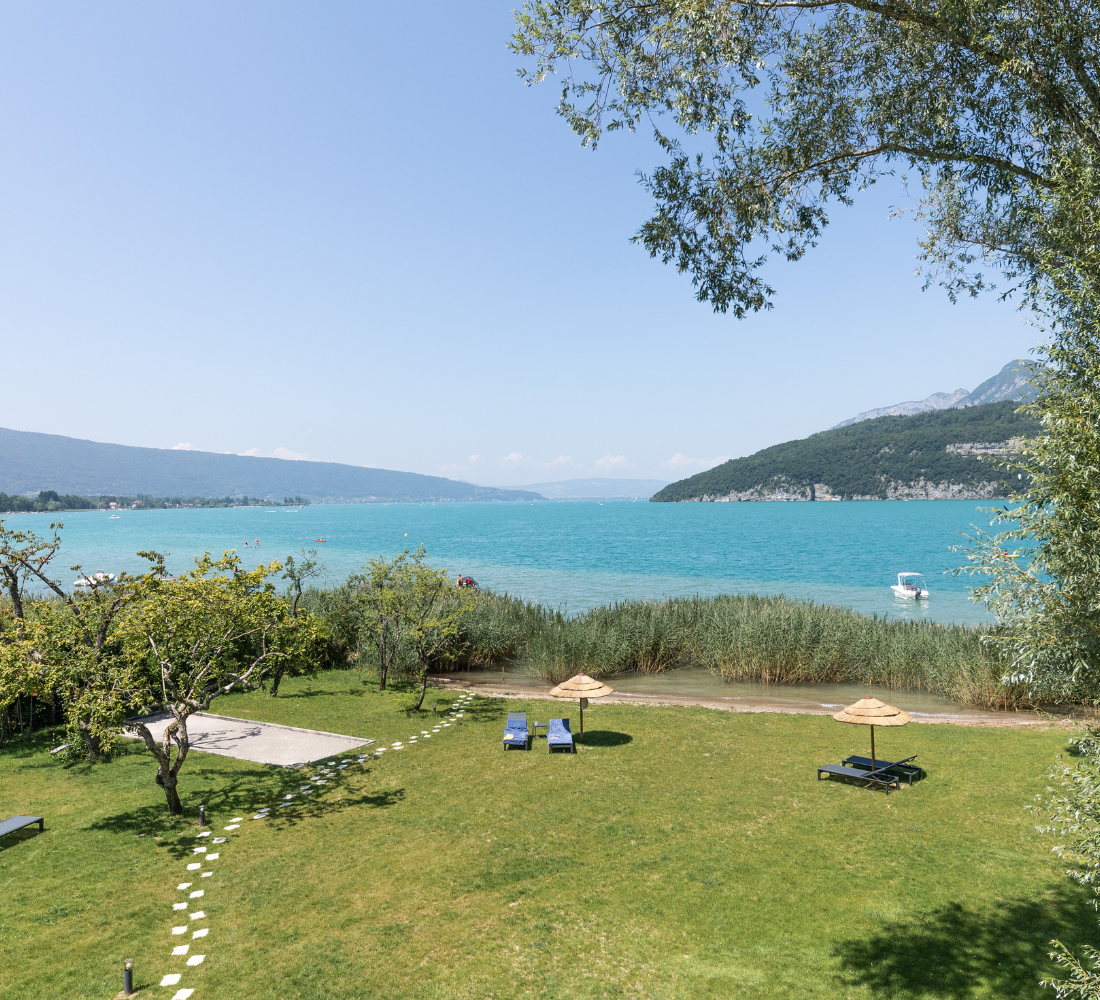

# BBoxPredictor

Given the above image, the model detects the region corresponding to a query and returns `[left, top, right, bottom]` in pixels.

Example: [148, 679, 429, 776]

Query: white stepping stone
[187, 863, 202, 870]
[230, 817, 242, 822]
[196, 831, 210, 838]
[178, 883, 192, 890]
[186, 954, 205, 966]
[422, 731, 430, 735]
[160, 973, 182, 986]
[224, 824, 240, 831]
[190, 911, 206, 920]
[192, 847, 206, 854]
[314, 780, 327, 784]
[423, 735, 431, 738]
[192, 928, 208, 939]
[171, 926, 187, 935]
[212, 837, 227, 843]
[172, 945, 189, 956]
[284, 794, 295, 800]
[189, 890, 204, 898]
[253, 814, 267, 820]
[279, 802, 292, 808]
[171, 989, 194, 1000]
[173, 903, 188, 911]
[201, 872, 213, 878]
[206, 853, 219, 860]
[443, 724, 451, 727]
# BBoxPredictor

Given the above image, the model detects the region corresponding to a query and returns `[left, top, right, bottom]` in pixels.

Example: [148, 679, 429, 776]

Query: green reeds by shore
[301, 585, 1021, 710]
[453, 592, 1018, 709]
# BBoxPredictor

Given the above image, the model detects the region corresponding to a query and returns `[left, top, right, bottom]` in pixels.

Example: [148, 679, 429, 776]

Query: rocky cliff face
[684, 480, 1004, 501]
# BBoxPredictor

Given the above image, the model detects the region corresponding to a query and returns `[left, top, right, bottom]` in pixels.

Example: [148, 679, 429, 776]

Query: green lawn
[0, 670, 1093, 999]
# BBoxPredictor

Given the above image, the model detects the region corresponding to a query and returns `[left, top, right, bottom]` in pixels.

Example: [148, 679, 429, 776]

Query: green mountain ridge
[652, 401, 1039, 502]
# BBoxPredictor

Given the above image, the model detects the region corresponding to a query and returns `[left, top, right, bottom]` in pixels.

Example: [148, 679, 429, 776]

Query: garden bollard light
[199, 804, 205, 826]
[123, 958, 134, 996]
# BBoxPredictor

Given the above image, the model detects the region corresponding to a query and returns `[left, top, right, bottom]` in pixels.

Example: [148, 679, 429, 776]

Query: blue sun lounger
[503, 712, 530, 750]
[548, 718, 575, 754]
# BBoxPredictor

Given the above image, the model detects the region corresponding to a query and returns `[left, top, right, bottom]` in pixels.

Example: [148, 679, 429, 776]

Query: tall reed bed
[452, 592, 1022, 709]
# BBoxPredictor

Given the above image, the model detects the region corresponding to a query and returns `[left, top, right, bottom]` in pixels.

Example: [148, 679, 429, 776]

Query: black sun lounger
[843, 755, 923, 785]
[817, 764, 900, 793]
[0, 816, 44, 841]
[503, 712, 530, 750]
[548, 718, 575, 754]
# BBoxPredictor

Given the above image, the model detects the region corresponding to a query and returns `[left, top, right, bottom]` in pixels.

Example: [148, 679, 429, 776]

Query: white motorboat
[891, 572, 928, 600]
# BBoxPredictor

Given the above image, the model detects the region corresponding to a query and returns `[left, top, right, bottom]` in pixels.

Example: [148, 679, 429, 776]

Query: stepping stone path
[156, 693, 479, 998]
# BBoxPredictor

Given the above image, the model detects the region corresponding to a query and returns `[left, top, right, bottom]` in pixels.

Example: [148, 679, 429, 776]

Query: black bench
[843, 755, 923, 785]
[0, 816, 44, 841]
[817, 764, 900, 793]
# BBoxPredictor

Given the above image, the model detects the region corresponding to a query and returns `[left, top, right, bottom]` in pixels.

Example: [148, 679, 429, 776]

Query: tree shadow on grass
[832, 888, 1097, 999]
[463, 697, 506, 723]
[578, 730, 632, 748]
[273, 686, 367, 700]
[86, 759, 404, 855]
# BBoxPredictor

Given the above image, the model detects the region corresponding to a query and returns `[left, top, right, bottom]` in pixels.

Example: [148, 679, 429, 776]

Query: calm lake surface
[18, 498, 1000, 624]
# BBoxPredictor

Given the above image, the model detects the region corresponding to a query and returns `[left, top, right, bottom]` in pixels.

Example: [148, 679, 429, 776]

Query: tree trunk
[269, 665, 284, 697]
[157, 766, 184, 815]
[78, 719, 101, 762]
[411, 669, 428, 711]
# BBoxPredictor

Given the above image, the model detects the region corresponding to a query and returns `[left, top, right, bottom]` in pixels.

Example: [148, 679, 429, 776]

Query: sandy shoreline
[429, 676, 1085, 729]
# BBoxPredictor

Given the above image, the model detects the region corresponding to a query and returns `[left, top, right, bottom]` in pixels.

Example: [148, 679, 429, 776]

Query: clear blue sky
[0, 2, 1039, 488]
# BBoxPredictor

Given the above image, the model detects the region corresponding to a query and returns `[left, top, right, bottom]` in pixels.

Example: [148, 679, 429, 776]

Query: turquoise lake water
[12, 499, 1001, 624]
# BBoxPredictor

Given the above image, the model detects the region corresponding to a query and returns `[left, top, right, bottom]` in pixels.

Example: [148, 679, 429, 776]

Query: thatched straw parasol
[833, 696, 911, 771]
[548, 673, 613, 742]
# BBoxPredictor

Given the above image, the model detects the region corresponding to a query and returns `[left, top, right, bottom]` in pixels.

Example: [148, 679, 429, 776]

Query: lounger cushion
[548, 719, 572, 744]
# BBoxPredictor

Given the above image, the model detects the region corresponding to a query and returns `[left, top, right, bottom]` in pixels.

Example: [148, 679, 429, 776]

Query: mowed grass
[0, 670, 1094, 999]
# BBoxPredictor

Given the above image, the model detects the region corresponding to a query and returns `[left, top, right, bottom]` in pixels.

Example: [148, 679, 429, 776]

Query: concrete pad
[124, 711, 373, 766]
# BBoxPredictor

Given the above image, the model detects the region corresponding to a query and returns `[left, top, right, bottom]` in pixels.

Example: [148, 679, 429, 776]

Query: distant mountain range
[517, 478, 668, 499]
[0, 427, 543, 503]
[652, 400, 1039, 502]
[833, 360, 1038, 427]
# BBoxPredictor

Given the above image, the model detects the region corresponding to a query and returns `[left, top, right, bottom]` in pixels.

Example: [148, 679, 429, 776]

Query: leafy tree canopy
[513, 0, 1100, 316]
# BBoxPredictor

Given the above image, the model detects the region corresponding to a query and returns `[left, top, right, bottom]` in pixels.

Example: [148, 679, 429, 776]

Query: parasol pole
[579, 699, 583, 742]
[871, 725, 876, 771]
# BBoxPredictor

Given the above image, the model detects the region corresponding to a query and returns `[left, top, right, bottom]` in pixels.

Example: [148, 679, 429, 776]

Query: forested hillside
[652, 401, 1040, 502]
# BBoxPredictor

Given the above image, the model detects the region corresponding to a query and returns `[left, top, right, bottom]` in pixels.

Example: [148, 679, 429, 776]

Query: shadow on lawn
[579, 730, 632, 747]
[0, 827, 45, 851]
[86, 761, 404, 855]
[833, 889, 1098, 999]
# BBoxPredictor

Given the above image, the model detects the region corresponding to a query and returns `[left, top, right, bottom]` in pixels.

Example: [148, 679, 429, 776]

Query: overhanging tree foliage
[512, 0, 1100, 316]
